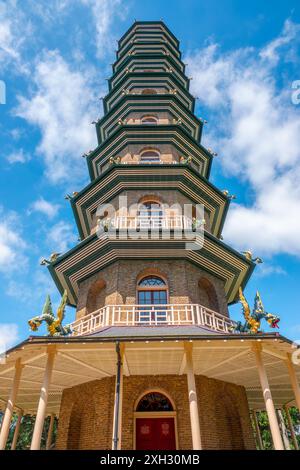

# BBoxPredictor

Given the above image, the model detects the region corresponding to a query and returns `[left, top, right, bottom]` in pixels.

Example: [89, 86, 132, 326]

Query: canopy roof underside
[0, 331, 298, 415]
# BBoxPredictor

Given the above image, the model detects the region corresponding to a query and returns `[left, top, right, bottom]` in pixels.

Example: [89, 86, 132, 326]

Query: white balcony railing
[110, 215, 193, 230]
[68, 304, 236, 337]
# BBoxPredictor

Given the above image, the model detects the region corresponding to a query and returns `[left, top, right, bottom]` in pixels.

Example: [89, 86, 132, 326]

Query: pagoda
[0, 21, 299, 452]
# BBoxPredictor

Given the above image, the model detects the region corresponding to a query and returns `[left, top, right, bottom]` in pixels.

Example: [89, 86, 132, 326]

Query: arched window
[137, 201, 163, 228]
[139, 276, 166, 287]
[142, 88, 157, 95]
[136, 392, 173, 412]
[137, 275, 168, 305]
[140, 149, 160, 163]
[141, 115, 158, 125]
[138, 201, 162, 218]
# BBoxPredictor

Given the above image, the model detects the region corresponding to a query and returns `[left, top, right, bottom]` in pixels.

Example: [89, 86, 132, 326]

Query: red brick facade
[76, 260, 229, 319]
[55, 374, 256, 450]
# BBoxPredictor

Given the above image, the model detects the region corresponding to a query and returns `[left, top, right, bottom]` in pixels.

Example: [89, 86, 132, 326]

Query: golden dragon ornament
[232, 287, 280, 334]
[28, 290, 72, 336]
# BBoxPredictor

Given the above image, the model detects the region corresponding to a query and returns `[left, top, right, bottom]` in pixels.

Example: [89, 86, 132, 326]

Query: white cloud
[260, 19, 300, 64]
[80, 0, 127, 58]
[28, 0, 71, 24]
[0, 208, 27, 273]
[46, 220, 77, 252]
[16, 50, 99, 183]
[0, 2, 19, 63]
[0, 0, 128, 69]
[6, 149, 30, 164]
[252, 262, 287, 278]
[29, 197, 60, 219]
[0, 1, 32, 71]
[186, 20, 300, 257]
[186, 44, 241, 108]
[4, 1, 129, 184]
[0, 323, 19, 356]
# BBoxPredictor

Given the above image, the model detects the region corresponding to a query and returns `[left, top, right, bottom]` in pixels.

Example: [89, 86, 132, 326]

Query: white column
[252, 410, 263, 450]
[31, 346, 56, 450]
[284, 405, 299, 450]
[252, 343, 284, 450]
[46, 413, 55, 450]
[286, 353, 300, 411]
[0, 358, 23, 450]
[11, 409, 23, 450]
[111, 344, 123, 450]
[277, 408, 290, 450]
[185, 342, 202, 450]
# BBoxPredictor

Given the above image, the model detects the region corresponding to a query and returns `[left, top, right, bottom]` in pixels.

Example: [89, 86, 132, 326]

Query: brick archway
[198, 277, 219, 312]
[138, 194, 164, 205]
[86, 279, 106, 314]
[215, 393, 245, 450]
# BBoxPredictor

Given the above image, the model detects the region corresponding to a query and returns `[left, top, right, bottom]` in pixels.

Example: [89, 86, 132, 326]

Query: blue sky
[0, 0, 300, 349]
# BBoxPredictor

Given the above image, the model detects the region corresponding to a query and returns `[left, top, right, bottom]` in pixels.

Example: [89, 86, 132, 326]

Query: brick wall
[76, 260, 228, 319]
[56, 377, 115, 450]
[55, 374, 255, 450]
[196, 375, 255, 450]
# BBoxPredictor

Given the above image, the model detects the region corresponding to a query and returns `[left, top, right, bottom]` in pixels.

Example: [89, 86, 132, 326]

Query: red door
[136, 417, 176, 450]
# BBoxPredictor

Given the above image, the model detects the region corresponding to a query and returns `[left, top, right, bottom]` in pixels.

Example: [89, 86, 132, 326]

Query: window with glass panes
[137, 276, 168, 305]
